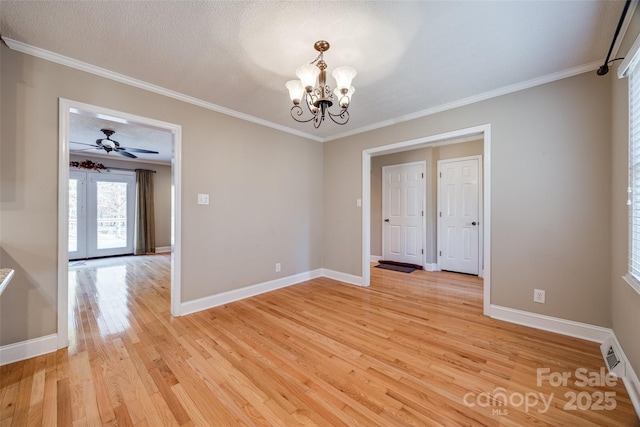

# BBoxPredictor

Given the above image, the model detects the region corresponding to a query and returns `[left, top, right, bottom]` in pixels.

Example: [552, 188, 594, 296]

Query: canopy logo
[462, 368, 618, 415]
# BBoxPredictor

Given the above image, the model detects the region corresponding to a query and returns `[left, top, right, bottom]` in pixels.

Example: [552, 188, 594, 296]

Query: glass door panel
[69, 171, 87, 260]
[96, 181, 129, 250]
[87, 173, 135, 258]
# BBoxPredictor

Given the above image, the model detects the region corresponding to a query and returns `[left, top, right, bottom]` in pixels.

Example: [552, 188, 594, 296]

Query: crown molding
[322, 60, 603, 143]
[2, 37, 608, 145]
[2, 37, 323, 143]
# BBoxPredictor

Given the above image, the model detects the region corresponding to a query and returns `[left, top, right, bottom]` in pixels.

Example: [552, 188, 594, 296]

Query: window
[625, 44, 640, 295]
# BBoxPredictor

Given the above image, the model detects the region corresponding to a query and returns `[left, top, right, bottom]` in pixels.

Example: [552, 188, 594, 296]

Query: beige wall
[370, 140, 483, 262]
[0, 46, 323, 346]
[324, 70, 612, 328]
[610, 9, 640, 377]
[69, 154, 172, 249]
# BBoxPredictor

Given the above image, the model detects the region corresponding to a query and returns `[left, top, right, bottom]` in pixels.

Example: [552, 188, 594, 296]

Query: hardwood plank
[1, 254, 637, 426]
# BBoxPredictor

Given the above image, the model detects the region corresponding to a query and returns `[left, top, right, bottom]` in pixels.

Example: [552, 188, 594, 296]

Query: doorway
[437, 156, 482, 275]
[69, 170, 136, 260]
[58, 99, 183, 349]
[381, 161, 426, 267]
[362, 124, 491, 315]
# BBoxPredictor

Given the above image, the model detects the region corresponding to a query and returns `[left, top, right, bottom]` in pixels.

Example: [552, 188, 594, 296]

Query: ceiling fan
[71, 129, 160, 159]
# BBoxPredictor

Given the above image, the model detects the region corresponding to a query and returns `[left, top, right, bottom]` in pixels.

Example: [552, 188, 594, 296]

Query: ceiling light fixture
[286, 40, 356, 128]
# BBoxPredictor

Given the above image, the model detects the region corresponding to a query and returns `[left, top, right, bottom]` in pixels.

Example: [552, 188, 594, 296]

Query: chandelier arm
[327, 108, 350, 125]
[290, 105, 316, 123]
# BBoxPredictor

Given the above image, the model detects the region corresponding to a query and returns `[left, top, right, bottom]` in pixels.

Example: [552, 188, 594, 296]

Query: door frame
[362, 124, 491, 316]
[57, 98, 183, 349]
[436, 155, 483, 276]
[381, 161, 427, 268]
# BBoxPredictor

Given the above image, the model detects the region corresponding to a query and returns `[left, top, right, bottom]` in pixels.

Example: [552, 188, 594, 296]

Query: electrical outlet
[534, 289, 546, 304]
[275, 263, 281, 272]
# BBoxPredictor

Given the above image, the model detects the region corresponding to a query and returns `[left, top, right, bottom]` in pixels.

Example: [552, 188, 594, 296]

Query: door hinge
[439, 172, 442, 178]
[421, 249, 424, 254]
[421, 172, 424, 178]
[422, 210, 424, 216]
[439, 250, 442, 256]
[439, 211, 442, 217]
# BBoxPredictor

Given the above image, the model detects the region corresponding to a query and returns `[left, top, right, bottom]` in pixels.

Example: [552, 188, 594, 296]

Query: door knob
[384, 219, 390, 222]
[472, 221, 477, 226]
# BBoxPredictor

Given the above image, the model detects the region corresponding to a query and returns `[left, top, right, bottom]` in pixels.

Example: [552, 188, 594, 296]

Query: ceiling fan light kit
[285, 40, 356, 128]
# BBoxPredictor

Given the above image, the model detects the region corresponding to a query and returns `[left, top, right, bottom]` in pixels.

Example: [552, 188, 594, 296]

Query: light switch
[197, 194, 209, 205]
[356, 198, 362, 207]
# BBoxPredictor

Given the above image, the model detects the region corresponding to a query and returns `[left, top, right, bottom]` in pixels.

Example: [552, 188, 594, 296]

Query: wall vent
[600, 337, 626, 378]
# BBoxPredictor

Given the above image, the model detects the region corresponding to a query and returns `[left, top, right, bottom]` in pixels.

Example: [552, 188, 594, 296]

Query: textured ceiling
[0, 1, 629, 144]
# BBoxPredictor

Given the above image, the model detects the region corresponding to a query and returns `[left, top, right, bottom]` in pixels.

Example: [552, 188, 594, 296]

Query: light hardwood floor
[1, 254, 638, 426]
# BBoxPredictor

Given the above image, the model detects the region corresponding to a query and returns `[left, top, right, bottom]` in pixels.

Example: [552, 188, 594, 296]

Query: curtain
[134, 169, 156, 255]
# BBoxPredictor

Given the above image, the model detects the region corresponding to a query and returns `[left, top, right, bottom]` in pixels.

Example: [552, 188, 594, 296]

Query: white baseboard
[370, 255, 382, 263]
[0, 333, 58, 366]
[424, 263, 439, 272]
[489, 305, 611, 343]
[155, 246, 171, 253]
[321, 269, 365, 287]
[489, 304, 640, 419]
[607, 333, 640, 418]
[180, 269, 323, 315]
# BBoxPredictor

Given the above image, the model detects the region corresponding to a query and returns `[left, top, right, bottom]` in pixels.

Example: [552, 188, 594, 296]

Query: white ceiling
[0, 0, 630, 146]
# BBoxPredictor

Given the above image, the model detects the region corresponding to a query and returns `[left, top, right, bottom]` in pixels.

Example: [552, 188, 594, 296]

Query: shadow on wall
[0, 247, 57, 347]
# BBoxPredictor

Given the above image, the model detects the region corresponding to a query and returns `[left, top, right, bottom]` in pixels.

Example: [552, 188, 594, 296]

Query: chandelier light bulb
[285, 80, 304, 105]
[334, 86, 355, 108]
[332, 66, 357, 92]
[296, 64, 320, 92]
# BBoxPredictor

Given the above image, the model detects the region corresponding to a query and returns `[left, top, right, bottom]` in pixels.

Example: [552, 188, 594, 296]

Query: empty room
[1, 1, 639, 425]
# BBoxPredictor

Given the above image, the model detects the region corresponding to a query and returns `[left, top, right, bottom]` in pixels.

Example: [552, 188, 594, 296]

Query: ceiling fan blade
[70, 141, 101, 148]
[116, 150, 137, 159]
[120, 147, 160, 154]
[74, 147, 103, 152]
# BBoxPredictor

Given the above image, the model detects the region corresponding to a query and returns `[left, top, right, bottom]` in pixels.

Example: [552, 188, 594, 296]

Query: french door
[69, 170, 135, 260]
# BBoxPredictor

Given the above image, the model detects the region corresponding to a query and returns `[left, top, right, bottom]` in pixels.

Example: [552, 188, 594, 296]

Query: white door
[69, 171, 87, 260]
[69, 171, 135, 259]
[438, 157, 481, 275]
[382, 162, 425, 266]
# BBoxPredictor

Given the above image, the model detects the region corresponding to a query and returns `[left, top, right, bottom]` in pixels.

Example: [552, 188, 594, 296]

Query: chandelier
[285, 40, 356, 128]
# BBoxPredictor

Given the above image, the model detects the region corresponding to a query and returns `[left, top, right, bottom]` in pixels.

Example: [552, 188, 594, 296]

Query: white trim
[324, 62, 601, 142]
[1, 37, 613, 146]
[490, 304, 640, 419]
[155, 246, 171, 253]
[0, 334, 58, 366]
[370, 255, 383, 263]
[489, 305, 611, 343]
[321, 269, 365, 287]
[623, 274, 640, 297]
[424, 263, 439, 272]
[362, 124, 492, 315]
[59, 99, 183, 350]
[3, 38, 322, 143]
[180, 269, 323, 315]
[611, 331, 640, 419]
